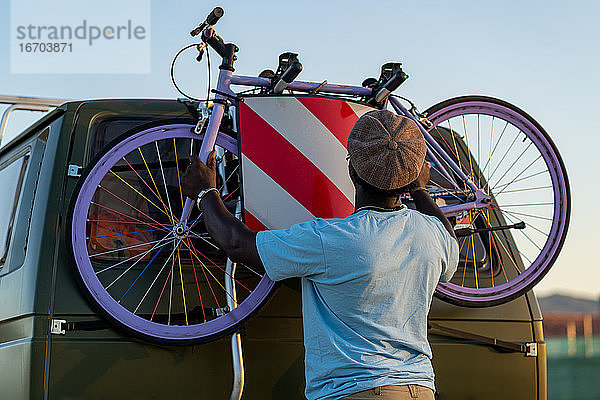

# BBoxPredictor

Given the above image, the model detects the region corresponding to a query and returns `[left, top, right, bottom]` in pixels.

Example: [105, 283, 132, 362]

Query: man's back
[256, 207, 458, 399]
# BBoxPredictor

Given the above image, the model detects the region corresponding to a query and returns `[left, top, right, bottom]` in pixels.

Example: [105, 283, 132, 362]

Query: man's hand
[182, 150, 217, 199]
[410, 161, 456, 240]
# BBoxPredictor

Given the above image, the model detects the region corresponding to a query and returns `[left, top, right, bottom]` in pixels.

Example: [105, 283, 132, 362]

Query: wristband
[196, 187, 219, 210]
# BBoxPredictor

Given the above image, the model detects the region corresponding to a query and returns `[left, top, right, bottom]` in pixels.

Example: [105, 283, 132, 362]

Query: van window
[0, 154, 30, 264]
[90, 118, 151, 159]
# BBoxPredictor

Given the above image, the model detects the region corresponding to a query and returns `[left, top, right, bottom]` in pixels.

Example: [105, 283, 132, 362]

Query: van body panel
[0, 99, 547, 399]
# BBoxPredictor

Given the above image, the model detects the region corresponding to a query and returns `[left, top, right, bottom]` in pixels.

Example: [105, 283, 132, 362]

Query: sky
[1, 0, 598, 299]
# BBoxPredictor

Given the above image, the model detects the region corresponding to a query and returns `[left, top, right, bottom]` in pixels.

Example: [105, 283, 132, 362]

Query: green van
[0, 98, 546, 399]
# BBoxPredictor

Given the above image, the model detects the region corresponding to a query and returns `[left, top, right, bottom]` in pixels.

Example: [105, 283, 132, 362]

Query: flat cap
[347, 109, 426, 190]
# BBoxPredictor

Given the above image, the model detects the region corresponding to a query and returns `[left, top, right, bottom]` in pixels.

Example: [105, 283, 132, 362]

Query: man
[182, 110, 458, 400]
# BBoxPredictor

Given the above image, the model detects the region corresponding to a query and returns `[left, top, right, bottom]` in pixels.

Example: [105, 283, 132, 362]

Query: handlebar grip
[273, 61, 303, 94]
[206, 7, 224, 25]
[190, 7, 225, 36]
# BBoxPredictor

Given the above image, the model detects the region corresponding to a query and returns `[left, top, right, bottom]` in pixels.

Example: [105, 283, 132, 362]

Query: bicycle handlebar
[190, 7, 238, 71]
[190, 7, 224, 37]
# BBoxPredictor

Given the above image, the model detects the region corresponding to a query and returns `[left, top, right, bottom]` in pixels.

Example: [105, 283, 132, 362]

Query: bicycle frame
[179, 68, 492, 225]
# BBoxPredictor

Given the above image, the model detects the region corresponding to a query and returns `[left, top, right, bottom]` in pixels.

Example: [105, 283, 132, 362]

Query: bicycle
[68, 7, 570, 344]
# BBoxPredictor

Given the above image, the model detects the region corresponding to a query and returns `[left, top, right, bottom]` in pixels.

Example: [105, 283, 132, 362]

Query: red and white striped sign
[239, 96, 375, 231]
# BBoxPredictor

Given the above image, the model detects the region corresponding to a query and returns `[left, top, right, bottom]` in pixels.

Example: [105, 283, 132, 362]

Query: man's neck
[354, 188, 402, 212]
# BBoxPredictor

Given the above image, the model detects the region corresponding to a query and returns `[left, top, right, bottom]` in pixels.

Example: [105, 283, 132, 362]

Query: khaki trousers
[342, 385, 435, 399]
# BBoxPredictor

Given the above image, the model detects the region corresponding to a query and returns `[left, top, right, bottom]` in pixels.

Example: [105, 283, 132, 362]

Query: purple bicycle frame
[179, 70, 490, 225]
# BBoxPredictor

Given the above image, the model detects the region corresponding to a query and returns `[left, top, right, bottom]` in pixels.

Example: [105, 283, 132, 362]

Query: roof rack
[0, 95, 69, 145]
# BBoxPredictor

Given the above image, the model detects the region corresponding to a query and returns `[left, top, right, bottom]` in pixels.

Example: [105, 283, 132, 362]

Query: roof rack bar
[0, 95, 69, 145]
[0, 95, 68, 107]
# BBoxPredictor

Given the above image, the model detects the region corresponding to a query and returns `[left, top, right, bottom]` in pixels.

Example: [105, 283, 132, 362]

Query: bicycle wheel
[422, 96, 570, 307]
[68, 123, 276, 344]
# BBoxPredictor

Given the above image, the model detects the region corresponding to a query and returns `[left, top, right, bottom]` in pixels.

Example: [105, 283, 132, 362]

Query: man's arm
[410, 162, 457, 241]
[182, 152, 264, 269]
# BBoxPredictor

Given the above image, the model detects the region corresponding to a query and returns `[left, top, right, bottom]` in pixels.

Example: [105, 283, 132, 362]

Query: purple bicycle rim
[71, 124, 275, 341]
[428, 101, 568, 301]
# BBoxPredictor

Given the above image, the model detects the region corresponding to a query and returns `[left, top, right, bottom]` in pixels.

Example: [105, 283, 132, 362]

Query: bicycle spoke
[188, 231, 220, 250]
[88, 228, 163, 240]
[447, 119, 468, 175]
[92, 237, 166, 259]
[493, 230, 527, 272]
[492, 155, 543, 198]
[97, 185, 171, 231]
[95, 250, 148, 275]
[183, 239, 242, 303]
[187, 241, 207, 323]
[168, 251, 174, 325]
[461, 234, 470, 287]
[189, 197, 241, 232]
[469, 211, 479, 288]
[462, 115, 475, 179]
[481, 121, 509, 191]
[138, 147, 176, 224]
[185, 240, 255, 292]
[495, 185, 553, 194]
[87, 203, 168, 231]
[172, 138, 185, 210]
[490, 141, 533, 192]
[185, 238, 221, 308]
[499, 211, 543, 252]
[88, 219, 164, 226]
[108, 169, 171, 221]
[487, 130, 520, 185]
[177, 247, 189, 325]
[155, 141, 176, 225]
[222, 186, 240, 203]
[427, 142, 461, 189]
[481, 211, 522, 278]
[491, 207, 552, 222]
[500, 202, 554, 207]
[433, 127, 461, 164]
[491, 170, 548, 192]
[488, 225, 509, 283]
[133, 240, 180, 313]
[485, 209, 494, 287]
[484, 117, 494, 194]
[122, 155, 174, 223]
[105, 233, 174, 289]
[219, 165, 240, 193]
[151, 263, 172, 321]
[490, 205, 550, 237]
[239, 262, 264, 279]
[118, 240, 171, 303]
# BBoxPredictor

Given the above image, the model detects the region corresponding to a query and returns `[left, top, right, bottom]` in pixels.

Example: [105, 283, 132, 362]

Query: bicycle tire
[423, 96, 570, 307]
[68, 123, 276, 344]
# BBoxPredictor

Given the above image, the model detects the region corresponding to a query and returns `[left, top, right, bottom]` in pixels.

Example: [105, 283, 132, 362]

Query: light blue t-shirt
[256, 207, 459, 400]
